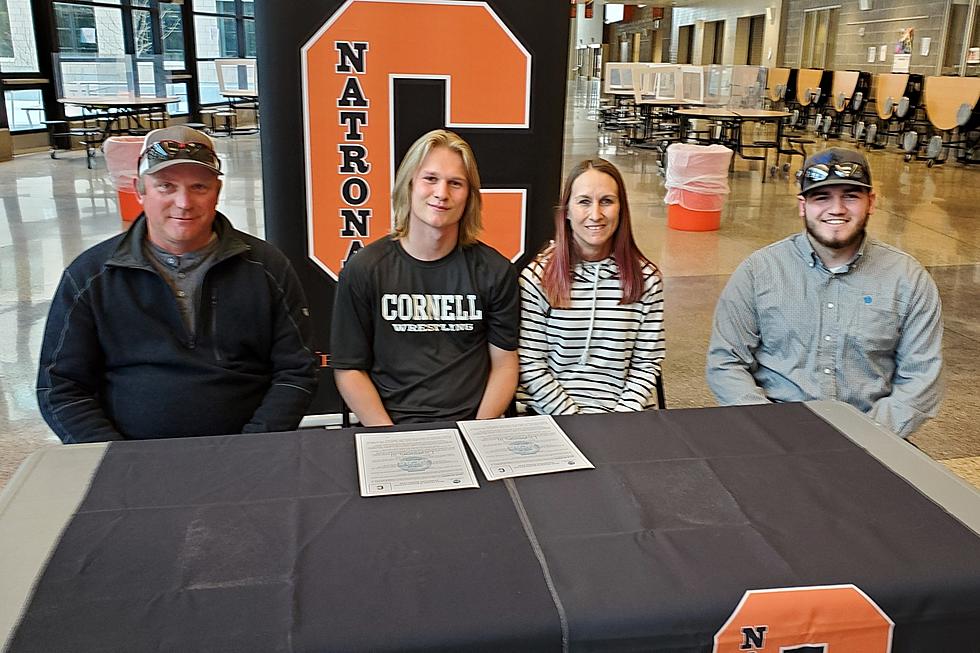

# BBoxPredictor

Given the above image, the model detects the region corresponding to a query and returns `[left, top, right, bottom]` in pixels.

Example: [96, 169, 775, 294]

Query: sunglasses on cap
[138, 140, 221, 173]
[798, 162, 868, 184]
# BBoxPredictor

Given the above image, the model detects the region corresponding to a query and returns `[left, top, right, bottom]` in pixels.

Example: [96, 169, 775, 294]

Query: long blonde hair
[391, 129, 483, 246]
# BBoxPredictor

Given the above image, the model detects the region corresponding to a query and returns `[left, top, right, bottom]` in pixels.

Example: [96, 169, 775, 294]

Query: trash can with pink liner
[103, 136, 145, 222]
[664, 143, 733, 231]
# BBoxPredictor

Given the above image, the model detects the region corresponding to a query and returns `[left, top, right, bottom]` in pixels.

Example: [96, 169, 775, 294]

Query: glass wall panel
[133, 9, 153, 58]
[137, 60, 155, 85]
[244, 18, 255, 57]
[4, 88, 45, 131]
[166, 81, 188, 114]
[54, 4, 125, 57]
[55, 3, 98, 56]
[194, 0, 235, 16]
[0, 0, 40, 72]
[195, 0, 256, 104]
[194, 15, 238, 59]
[197, 60, 222, 104]
[161, 3, 184, 70]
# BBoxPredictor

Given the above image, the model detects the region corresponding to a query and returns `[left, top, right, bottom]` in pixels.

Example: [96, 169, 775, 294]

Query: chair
[654, 372, 667, 410]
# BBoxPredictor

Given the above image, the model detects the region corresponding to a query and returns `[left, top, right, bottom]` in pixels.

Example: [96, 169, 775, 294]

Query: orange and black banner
[584, 0, 593, 19]
[257, 0, 570, 413]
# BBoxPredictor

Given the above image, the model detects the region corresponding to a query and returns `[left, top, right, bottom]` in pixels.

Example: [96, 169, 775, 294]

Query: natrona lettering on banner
[302, 1, 531, 281]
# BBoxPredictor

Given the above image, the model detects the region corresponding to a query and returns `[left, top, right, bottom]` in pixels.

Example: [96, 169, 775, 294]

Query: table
[59, 96, 178, 138]
[219, 91, 260, 134]
[675, 108, 791, 181]
[3, 401, 980, 652]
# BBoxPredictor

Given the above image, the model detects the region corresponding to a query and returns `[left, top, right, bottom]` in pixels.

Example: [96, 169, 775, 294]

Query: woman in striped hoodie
[519, 158, 665, 414]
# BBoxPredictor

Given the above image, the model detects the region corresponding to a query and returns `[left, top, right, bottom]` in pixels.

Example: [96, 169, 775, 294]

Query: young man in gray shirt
[707, 147, 943, 438]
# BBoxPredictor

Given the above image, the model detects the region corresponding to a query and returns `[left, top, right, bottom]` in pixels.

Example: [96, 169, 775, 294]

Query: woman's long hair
[540, 158, 653, 307]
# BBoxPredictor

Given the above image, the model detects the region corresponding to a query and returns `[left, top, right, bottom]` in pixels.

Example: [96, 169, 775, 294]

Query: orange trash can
[664, 143, 732, 232]
[666, 188, 723, 231]
[116, 188, 143, 222]
[103, 136, 145, 222]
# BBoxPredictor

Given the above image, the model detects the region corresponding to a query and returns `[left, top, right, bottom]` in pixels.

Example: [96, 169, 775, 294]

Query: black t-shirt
[331, 237, 520, 423]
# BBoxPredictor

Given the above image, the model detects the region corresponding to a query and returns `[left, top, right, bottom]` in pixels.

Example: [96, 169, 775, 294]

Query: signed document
[355, 429, 480, 497]
[457, 415, 595, 481]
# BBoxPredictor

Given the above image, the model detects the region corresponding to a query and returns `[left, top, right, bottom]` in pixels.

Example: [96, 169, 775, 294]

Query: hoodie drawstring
[579, 262, 601, 364]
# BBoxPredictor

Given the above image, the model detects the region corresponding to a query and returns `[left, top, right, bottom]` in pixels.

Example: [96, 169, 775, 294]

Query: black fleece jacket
[37, 213, 317, 442]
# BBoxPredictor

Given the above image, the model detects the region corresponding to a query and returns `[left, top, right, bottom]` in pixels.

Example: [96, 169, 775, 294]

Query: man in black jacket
[37, 126, 317, 443]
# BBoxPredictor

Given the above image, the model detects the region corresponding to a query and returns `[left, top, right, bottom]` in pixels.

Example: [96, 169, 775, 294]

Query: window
[244, 18, 255, 57]
[3, 88, 45, 131]
[160, 3, 184, 70]
[0, 0, 40, 73]
[193, 0, 255, 105]
[133, 8, 155, 58]
[54, 4, 95, 56]
[51, 0, 189, 116]
[1, 0, 14, 58]
[193, 15, 238, 59]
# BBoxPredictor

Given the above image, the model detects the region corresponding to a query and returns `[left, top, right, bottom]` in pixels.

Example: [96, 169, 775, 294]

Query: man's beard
[804, 211, 868, 250]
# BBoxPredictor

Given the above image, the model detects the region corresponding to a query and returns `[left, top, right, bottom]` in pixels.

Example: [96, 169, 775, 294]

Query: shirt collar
[796, 230, 868, 273]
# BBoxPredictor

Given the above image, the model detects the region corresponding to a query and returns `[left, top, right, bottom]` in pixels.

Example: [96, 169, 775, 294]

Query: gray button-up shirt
[707, 231, 943, 438]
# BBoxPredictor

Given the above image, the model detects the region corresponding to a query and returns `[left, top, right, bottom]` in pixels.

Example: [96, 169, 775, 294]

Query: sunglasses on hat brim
[798, 162, 869, 185]
[138, 140, 221, 174]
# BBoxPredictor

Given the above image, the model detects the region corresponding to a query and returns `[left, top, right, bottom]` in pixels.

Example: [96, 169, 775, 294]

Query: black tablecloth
[10, 403, 980, 651]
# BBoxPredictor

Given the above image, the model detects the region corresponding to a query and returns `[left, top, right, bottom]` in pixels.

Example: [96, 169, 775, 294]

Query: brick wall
[782, 0, 946, 76]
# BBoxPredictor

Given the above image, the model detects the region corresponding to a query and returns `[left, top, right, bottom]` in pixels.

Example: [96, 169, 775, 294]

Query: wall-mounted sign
[892, 53, 911, 73]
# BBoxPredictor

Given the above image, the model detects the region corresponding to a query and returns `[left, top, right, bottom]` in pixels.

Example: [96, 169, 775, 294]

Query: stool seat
[42, 121, 73, 154]
[212, 111, 239, 138]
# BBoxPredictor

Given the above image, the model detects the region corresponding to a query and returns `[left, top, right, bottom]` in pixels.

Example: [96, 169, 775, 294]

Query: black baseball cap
[798, 147, 872, 195]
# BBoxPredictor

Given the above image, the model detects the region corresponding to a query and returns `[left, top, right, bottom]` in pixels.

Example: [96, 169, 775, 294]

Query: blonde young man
[37, 126, 317, 442]
[707, 147, 943, 438]
[331, 129, 520, 425]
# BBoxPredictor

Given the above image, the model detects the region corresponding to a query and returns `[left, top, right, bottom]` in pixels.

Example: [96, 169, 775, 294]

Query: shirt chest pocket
[848, 294, 903, 354]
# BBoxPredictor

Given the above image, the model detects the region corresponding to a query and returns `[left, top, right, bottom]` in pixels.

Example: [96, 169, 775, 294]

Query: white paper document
[457, 415, 595, 481]
[355, 429, 480, 497]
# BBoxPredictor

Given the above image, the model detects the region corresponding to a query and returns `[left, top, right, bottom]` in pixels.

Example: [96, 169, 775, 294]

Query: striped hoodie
[518, 251, 665, 414]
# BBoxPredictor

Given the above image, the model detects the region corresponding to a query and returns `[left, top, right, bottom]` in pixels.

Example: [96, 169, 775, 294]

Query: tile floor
[1, 85, 978, 491]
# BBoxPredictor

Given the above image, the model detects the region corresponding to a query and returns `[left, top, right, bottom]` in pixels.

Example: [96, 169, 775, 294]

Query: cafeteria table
[2, 401, 979, 652]
[59, 95, 178, 138]
[675, 107, 791, 182]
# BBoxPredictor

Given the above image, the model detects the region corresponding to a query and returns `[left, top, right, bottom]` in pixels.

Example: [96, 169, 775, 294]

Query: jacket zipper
[210, 288, 221, 361]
